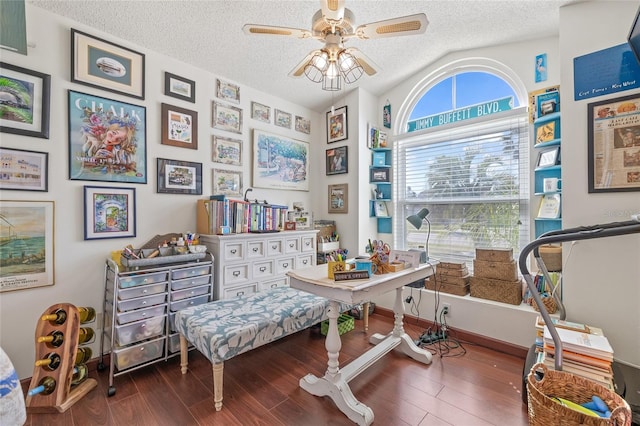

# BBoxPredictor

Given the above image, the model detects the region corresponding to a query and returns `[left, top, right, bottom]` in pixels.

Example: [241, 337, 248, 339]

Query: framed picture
[326, 146, 348, 175]
[164, 72, 195, 103]
[212, 101, 242, 134]
[0, 200, 55, 292]
[275, 109, 292, 129]
[588, 93, 640, 193]
[252, 129, 309, 191]
[216, 79, 240, 104]
[68, 90, 147, 184]
[84, 186, 136, 240]
[157, 158, 202, 195]
[71, 28, 145, 100]
[295, 115, 310, 134]
[328, 184, 348, 214]
[0, 62, 51, 138]
[212, 168, 242, 197]
[251, 101, 270, 123]
[536, 146, 561, 168]
[374, 201, 389, 217]
[537, 194, 561, 219]
[0, 147, 48, 191]
[327, 106, 348, 143]
[212, 135, 242, 166]
[370, 167, 391, 183]
[161, 103, 198, 149]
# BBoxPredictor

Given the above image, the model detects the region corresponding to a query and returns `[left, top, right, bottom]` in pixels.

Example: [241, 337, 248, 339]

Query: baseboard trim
[374, 307, 528, 359]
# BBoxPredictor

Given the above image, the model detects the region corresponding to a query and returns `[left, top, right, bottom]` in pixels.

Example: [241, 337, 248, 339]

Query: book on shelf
[369, 126, 388, 149]
[535, 316, 591, 334]
[196, 197, 288, 235]
[543, 327, 613, 361]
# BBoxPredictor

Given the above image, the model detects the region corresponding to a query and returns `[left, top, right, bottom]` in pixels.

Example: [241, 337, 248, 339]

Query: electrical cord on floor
[418, 308, 467, 358]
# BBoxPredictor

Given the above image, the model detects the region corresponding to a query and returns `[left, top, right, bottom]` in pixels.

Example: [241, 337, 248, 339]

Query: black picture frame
[536, 146, 561, 168]
[327, 106, 348, 143]
[164, 72, 195, 103]
[0, 62, 51, 139]
[157, 158, 202, 195]
[326, 146, 348, 175]
[369, 167, 390, 183]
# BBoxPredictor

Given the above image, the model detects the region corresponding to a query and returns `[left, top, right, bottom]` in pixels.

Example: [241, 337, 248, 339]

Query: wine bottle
[27, 376, 56, 396]
[41, 308, 67, 325]
[78, 306, 96, 323]
[71, 363, 88, 386]
[34, 353, 61, 370]
[74, 347, 93, 364]
[78, 327, 95, 344]
[37, 330, 64, 347]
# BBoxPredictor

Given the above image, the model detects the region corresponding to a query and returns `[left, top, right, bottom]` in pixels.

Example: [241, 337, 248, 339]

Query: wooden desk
[287, 263, 436, 425]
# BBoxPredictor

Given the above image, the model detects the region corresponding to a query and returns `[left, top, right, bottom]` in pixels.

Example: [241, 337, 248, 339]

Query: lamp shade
[406, 208, 430, 229]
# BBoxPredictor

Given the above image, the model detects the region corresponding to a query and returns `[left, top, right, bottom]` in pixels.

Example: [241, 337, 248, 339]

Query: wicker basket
[469, 276, 523, 305]
[532, 296, 558, 314]
[527, 363, 631, 426]
[539, 244, 563, 272]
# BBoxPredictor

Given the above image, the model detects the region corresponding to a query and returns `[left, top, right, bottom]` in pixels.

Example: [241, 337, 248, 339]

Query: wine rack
[26, 303, 97, 413]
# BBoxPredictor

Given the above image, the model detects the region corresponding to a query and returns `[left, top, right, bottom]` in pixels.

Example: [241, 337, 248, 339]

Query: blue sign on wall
[406, 97, 513, 132]
[574, 43, 640, 101]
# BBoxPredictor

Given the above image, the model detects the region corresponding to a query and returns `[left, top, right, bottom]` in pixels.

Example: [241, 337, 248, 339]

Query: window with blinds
[394, 111, 530, 267]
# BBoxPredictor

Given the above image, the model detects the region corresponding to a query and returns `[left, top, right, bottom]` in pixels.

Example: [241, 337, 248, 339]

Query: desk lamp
[406, 208, 430, 263]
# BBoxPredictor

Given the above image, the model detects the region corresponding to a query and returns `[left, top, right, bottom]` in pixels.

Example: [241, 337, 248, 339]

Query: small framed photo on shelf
[536, 146, 561, 168]
[536, 90, 559, 118]
[373, 201, 389, 217]
[537, 194, 561, 219]
[164, 72, 195, 103]
[370, 167, 390, 183]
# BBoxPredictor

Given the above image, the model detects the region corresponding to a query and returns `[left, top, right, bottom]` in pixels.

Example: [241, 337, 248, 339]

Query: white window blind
[393, 110, 530, 267]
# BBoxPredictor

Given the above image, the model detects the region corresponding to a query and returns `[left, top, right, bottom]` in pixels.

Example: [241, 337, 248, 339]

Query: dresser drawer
[223, 283, 258, 299]
[170, 294, 210, 312]
[115, 315, 166, 346]
[171, 274, 211, 291]
[171, 264, 211, 280]
[171, 284, 211, 302]
[114, 337, 164, 371]
[221, 242, 245, 262]
[247, 240, 265, 259]
[284, 237, 300, 254]
[266, 239, 283, 257]
[275, 257, 296, 275]
[252, 260, 274, 280]
[223, 264, 249, 285]
[118, 293, 166, 312]
[117, 304, 166, 325]
[119, 271, 168, 289]
[296, 254, 314, 269]
[168, 332, 192, 353]
[259, 277, 288, 292]
[300, 234, 315, 253]
[118, 282, 166, 300]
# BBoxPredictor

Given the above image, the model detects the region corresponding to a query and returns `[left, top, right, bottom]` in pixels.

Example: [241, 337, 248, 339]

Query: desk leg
[362, 301, 370, 332]
[299, 301, 374, 426]
[369, 287, 432, 365]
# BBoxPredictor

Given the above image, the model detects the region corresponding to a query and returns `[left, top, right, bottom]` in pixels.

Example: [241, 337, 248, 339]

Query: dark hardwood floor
[22, 313, 529, 425]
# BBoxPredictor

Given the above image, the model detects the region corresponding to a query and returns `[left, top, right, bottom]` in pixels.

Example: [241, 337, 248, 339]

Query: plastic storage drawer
[115, 315, 166, 346]
[170, 274, 211, 291]
[170, 284, 211, 302]
[118, 282, 167, 300]
[117, 304, 166, 325]
[117, 293, 166, 312]
[119, 271, 168, 289]
[113, 336, 165, 370]
[170, 294, 210, 312]
[171, 265, 211, 280]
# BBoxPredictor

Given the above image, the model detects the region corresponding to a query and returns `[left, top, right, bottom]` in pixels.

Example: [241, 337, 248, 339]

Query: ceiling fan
[242, 0, 429, 90]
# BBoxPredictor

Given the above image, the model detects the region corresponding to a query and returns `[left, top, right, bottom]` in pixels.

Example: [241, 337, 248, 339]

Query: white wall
[0, 4, 319, 379]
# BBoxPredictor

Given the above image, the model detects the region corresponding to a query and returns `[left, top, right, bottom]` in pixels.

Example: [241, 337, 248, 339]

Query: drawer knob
[302, 260, 308, 265]
[233, 271, 240, 277]
[142, 289, 148, 294]
[305, 241, 311, 246]
[259, 266, 266, 272]
[230, 249, 237, 254]
[143, 279, 148, 283]
[190, 291, 195, 295]
[237, 291, 244, 296]
[282, 262, 289, 268]
[140, 347, 145, 352]
[289, 243, 294, 248]
[252, 247, 258, 252]
[271, 283, 277, 288]
[142, 301, 147, 305]
[271, 245, 277, 249]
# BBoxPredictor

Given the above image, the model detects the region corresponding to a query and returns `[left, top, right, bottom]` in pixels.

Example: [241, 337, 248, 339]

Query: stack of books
[535, 317, 614, 389]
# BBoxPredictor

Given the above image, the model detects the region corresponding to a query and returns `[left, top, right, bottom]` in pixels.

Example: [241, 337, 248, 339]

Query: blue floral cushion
[174, 287, 345, 364]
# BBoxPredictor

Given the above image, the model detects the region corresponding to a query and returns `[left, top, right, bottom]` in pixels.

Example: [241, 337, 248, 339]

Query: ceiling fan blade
[344, 47, 379, 76]
[354, 13, 429, 40]
[288, 51, 321, 78]
[320, 0, 345, 23]
[242, 24, 312, 39]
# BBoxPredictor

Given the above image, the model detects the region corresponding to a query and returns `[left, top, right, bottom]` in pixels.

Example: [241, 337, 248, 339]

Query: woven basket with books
[532, 295, 557, 314]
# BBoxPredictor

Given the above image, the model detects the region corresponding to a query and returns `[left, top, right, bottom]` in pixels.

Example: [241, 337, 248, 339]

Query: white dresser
[200, 230, 318, 300]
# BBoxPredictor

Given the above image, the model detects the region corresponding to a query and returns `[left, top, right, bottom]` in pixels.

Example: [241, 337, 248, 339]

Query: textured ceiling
[29, 0, 582, 112]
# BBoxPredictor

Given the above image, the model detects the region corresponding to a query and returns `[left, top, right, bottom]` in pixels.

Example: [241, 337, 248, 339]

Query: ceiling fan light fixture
[338, 51, 363, 83]
[322, 74, 342, 91]
[304, 51, 329, 82]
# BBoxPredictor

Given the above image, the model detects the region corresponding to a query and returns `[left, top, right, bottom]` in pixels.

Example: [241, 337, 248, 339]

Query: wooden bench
[174, 286, 359, 411]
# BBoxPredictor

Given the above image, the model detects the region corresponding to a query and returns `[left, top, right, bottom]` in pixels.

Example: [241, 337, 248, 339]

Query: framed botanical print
[251, 101, 270, 123]
[216, 79, 240, 104]
[275, 109, 292, 129]
[0, 148, 48, 191]
[164, 72, 195, 103]
[157, 158, 202, 195]
[212, 168, 242, 197]
[327, 106, 348, 143]
[212, 135, 242, 166]
[212, 101, 242, 134]
[0, 62, 51, 138]
[71, 28, 145, 100]
[161, 103, 198, 150]
[83, 186, 136, 240]
[68, 90, 147, 184]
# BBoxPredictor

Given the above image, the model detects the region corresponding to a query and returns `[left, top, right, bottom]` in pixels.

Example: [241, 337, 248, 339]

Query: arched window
[393, 64, 530, 267]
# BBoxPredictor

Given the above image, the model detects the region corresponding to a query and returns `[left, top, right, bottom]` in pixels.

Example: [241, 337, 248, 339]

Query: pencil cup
[328, 261, 346, 279]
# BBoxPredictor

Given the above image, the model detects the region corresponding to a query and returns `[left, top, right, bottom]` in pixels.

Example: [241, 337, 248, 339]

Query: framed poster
[588, 93, 640, 193]
[212, 101, 242, 134]
[0, 62, 51, 138]
[0, 147, 48, 191]
[326, 146, 348, 175]
[157, 158, 202, 195]
[252, 129, 309, 191]
[164, 72, 195, 103]
[0, 200, 55, 293]
[68, 90, 147, 184]
[161, 103, 198, 149]
[212, 135, 242, 166]
[216, 79, 240, 103]
[275, 109, 292, 129]
[83, 186, 136, 240]
[212, 168, 242, 197]
[328, 184, 348, 213]
[251, 101, 270, 123]
[295, 115, 310, 134]
[327, 106, 348, 143]
[71, 28, 145, 100]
